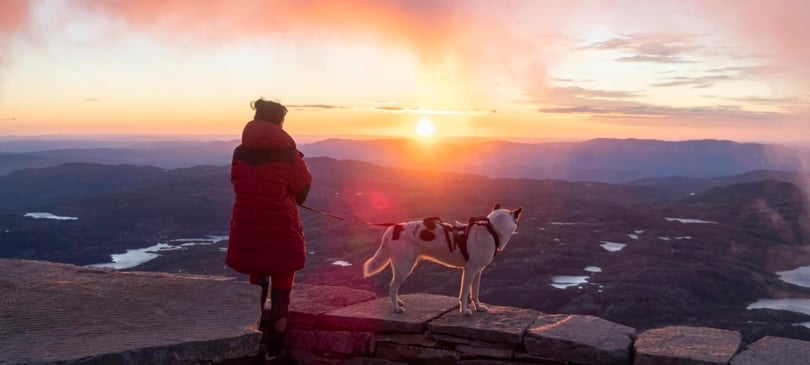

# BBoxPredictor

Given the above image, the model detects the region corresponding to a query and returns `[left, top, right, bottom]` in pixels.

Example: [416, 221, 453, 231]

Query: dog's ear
[493, 203, 501, 211]
[512, 207, 522, 221]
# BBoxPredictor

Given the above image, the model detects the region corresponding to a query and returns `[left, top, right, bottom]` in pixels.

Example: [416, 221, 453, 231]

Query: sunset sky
[1, 0, 809, 143]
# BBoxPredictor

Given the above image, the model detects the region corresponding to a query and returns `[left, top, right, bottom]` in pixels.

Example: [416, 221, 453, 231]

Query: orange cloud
[67, 0, 559, 105]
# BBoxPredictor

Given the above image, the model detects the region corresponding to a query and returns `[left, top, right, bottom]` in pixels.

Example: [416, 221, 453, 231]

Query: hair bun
[250, 98, 266, 110]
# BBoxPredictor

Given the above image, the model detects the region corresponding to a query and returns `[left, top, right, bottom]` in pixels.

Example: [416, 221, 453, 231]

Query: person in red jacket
[227, 98, 312, 357]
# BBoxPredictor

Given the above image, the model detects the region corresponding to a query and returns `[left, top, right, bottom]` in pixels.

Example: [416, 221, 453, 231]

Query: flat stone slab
[318, 293, 458, 333]
[634, 326, 741, 365]
[524, 314, 636, 365]
[274, 283, 376, 329]
[428, 305, 540, 344]
[0, 259, 261, 365]
[731, 336, 810, 365]
[375, 342, 461, 364]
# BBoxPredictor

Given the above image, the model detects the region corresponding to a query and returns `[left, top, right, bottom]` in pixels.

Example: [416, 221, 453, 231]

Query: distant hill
[0, 140, 239, 175]
[0, 163, 168, 211]
[2, 138, 806, 182]
[685, 180, 810, 245]
[629, 170, 810, 199]
[690, 179, 808, 206]
[0, 139, 146, 152]
[301, 138, 806, 182]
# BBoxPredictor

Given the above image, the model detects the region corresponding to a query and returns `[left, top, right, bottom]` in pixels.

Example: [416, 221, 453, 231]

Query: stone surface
[0, 259, 262, 365]
[430, 333, 517, 348]
[314, 330, 374, 356]
[463, 359, 564, 365]
[19, 258, 810, 365]
[730, 336, 810, 365]
[512, 350, 572, 365]
[376, 333, 439, 347]
[524, 314, 636, 365]
[375, 342, 460, 364]
[634, 326, 741, 365]
[428, 304, 540, 344]
[285, 349, 345, 365]
[318, 293, 458, 333]
[429, 333, 516, 358]
[285, 329, 318, 350]
[455, 343, 515, 358]
[281, 283, 377, 329]
[343, 357, 408, 365]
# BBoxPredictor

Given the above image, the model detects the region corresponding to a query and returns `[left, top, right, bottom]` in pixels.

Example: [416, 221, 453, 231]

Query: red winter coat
[226, 120, 312, 276]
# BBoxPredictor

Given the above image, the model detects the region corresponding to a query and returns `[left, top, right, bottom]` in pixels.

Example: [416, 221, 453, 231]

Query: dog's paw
[393, 305, 406, 313]
[475, 304, 489, 312]
[397, 299, 405, 307]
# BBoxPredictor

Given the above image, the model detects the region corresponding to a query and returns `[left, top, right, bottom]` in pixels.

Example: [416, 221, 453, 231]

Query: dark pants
[249, 273, 294, 355]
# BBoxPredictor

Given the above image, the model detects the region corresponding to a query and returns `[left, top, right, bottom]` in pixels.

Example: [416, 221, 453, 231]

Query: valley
[2, 152, 809, 345]
[0, 137, 810, 341]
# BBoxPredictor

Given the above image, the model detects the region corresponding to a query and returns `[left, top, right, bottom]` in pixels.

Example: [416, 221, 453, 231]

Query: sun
[415, 117, 436, 138]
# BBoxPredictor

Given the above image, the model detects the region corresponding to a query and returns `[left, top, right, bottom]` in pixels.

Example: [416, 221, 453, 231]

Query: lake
[86, 235, 228, 270]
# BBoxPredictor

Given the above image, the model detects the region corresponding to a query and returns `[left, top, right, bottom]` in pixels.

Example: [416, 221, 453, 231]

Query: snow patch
[665, 217, 717, 224]
[600, 241, 626, 252]
[551, 275, 589, 289]
[777, 266, 810, 289]
[24, 212, 78, 220]
[748, 299, 810, 316]
[86, 235, 225, 270]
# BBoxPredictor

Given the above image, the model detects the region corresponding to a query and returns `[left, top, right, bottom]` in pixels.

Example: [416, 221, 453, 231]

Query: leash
[298, 203, 397, 227]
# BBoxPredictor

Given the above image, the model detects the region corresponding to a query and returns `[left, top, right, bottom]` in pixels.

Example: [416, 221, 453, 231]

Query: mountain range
[2, 138, 808, 182]
[1, 137, 810, 345]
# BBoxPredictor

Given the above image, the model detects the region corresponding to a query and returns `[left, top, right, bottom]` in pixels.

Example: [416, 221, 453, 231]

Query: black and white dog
[363, 204, 522, 315]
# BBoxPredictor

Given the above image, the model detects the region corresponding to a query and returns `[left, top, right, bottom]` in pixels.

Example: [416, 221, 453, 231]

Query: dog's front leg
[458, 268, 474, 316]
[471, 269, 489, 312]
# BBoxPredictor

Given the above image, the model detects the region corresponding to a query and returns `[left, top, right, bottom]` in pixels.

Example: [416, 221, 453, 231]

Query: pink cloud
[64, 1, 565, 104]
[10, 1, 810, 78]
[71, 1, 481, 58]
[586, 33, 701, 64]
[697, 0, 810, 70]
[0, 0, 29, 34]
[0, 0, 31, 79]
[6, 0, 808, 129]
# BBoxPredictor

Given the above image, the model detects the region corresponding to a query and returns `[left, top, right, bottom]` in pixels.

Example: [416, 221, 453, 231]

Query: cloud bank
[2, 0, 808, 139]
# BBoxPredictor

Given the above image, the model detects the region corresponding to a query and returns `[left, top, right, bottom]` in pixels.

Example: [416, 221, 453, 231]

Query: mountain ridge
[1, 159, 809, 344]
[2, 138, 807, 182]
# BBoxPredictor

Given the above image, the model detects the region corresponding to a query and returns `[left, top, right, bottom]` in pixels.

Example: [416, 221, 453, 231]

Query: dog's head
[488, 203, 523, 250]
[491, 203, 522, 222]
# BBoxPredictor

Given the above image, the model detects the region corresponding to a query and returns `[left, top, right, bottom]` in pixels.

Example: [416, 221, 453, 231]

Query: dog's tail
[363, 227, 394, 278]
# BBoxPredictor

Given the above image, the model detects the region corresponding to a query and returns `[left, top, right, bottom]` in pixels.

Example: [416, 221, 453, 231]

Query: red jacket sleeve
[290, 150, 312, 204]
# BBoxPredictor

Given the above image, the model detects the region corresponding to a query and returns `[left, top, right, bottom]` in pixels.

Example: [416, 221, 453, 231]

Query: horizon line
[0, 134, 808, 146]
